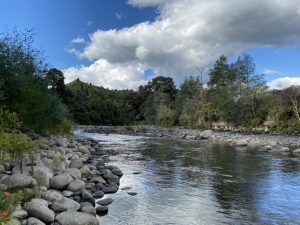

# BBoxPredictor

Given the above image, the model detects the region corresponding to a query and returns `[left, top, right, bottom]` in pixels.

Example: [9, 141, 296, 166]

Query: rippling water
[74, 130, 300, 225]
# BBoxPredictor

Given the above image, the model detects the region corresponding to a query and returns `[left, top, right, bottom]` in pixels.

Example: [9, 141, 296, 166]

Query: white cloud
[268, 77, 300, 90]
[66, 0, 300, 89]
[263, 69, 287, 76]
[63, 59, 149, 90]
[127, 0, 169, 7]
[71, 37, 85, 44]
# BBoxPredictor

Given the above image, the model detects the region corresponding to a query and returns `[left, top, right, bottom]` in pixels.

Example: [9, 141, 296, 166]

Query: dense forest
[56, 55, 300, 134]
[1, 31, 300, 135]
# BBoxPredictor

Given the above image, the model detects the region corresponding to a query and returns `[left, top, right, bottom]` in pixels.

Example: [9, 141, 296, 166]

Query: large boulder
[27, 217, 46, 225]
[69, 158, 83, 169]
[68, 180, 85, 192]
[102, 183, 119, 194]
[81, 190, 95, 204]
[3, 174, 37, 191]
[64, 168, 81, 179]
[103, 169, 120, 184]
[199, 130, 212, 139]
[55, 211, 99, 225]
[50, 173, 74, 190]
[78, 146, 90, 154]
[80, 205, 96, 216]
[106, 165, 123, 177]
[80, 166, 92, 177]
[293, 149, 300, 154]
[12, 207, 28, 220]
[42, 190, 64, 202]
[33, 166, 53, 187]
[24, 199, 55, 224]
[51, 197, 81, 212]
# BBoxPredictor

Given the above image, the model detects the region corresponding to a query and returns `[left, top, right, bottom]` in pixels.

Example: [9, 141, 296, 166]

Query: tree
[177, 76, 206, 127]
[138, 76, 177, 125]
[0, 30, 69, 132]
[46, 68, 66, 99]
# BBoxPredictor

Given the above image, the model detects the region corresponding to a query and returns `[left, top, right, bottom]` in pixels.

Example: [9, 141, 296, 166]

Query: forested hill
[65, 78, 140, 126]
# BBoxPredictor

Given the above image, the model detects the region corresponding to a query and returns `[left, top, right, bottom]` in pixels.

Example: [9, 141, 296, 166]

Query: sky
[1, 0, 300, 90]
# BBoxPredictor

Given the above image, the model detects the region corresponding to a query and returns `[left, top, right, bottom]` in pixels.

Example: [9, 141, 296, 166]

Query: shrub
[0, 191, 23, 225]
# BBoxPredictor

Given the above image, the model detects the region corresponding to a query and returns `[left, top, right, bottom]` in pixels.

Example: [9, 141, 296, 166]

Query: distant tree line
[1, 30, 300, 134]
[50, 54, 300, 134]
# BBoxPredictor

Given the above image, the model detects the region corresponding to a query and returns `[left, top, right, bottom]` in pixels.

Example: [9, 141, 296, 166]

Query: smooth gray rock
[293, 149, 300, 154]
[12, 208, 28, 220]
[127, 191, 137, 196]
[93, 190, 104, 198]
[50, 173, 74, 190]
[27, 217, 46, 225]
[199, 130, 213, 139]
[96, 198, 113, 205]
[33, 166, 53, 187]
[102, 169, 119, 184]
[62, 190, 74, 197]
[102, 183, 118, 194]
[68, 180, 85, 192]
[64, 168, 81, 179]
[78, 146, 90, 154]
[81, 190, 95, 204]
[89, 176, 106, 184]
[96, 206, 108, 214]
[42, 190, 64, 202]
[106, 165, 123, 177]
[95, 183, 104, 190]
[80, 202, 93, 207]
[3, 174, 37, 191]
[80, 166, 92, 177]
[80, 205, 96, 216]
[69, 158, 83, 169]
[55, 211, 99, 225]
[24, 199, 55, 224]
[51, 197, 81, 212]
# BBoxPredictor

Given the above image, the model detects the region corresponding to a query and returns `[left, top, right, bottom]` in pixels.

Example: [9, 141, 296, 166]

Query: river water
[75, 130, 300, 225]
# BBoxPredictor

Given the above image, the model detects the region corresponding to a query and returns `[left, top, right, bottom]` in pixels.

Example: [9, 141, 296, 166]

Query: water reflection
[75, 130, 300, 225]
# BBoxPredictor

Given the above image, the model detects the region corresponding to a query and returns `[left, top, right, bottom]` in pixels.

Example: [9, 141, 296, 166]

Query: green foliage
[0, 132, 38, 173]
[0, 191, 23, 224]
[156, 105, 176, 126]
[0, 30, 69, 133]
[48, 119, 73, 134]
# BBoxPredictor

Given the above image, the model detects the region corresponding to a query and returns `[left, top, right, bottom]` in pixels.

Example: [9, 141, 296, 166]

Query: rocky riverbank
[0, 135, 123, 225]
[79, 125, 300, 154]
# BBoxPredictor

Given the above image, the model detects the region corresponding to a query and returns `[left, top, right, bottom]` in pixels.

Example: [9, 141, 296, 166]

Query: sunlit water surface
[74, 130, 300, 225]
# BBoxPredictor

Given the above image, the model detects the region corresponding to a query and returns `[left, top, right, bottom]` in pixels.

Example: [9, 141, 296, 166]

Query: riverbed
[75, 130, 300, 225]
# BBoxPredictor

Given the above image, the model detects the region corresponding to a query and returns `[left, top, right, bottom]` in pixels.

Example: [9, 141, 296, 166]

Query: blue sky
[1, 0, 300, 89]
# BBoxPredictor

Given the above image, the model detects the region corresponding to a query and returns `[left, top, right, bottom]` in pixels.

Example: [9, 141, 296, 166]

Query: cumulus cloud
[63, 59, 149, 90]
[71, 37, 85, 44]
[268, 77, 300, 90]
[65, 0, 300, 89]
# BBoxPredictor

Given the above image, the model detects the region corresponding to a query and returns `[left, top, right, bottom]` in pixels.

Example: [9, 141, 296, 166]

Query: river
[75, 130, 300, 225]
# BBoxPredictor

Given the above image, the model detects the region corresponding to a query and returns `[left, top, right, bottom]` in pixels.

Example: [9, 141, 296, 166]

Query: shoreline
[0, 134, 123, 225]
[78, 125, 300, 154]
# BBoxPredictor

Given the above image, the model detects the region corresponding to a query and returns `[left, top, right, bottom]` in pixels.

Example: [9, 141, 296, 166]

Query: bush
[0, 132, 38, 173]
[0, 191, 23, 224]
[48, 119, 73, 134]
